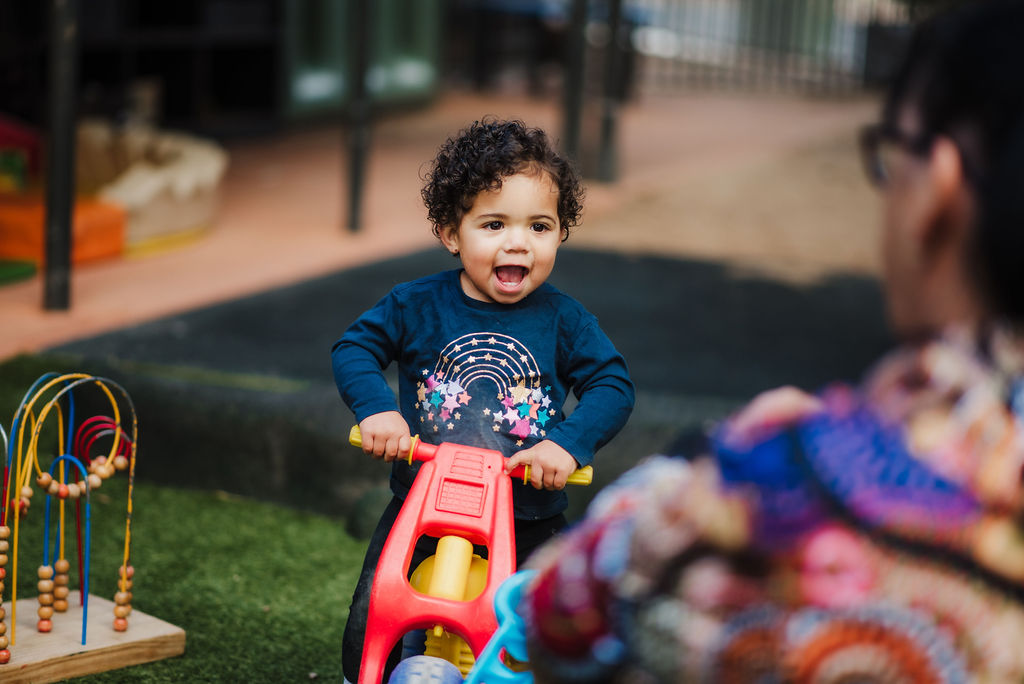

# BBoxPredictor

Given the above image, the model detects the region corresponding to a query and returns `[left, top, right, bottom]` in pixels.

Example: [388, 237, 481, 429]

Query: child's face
[441, 171, 562, 304]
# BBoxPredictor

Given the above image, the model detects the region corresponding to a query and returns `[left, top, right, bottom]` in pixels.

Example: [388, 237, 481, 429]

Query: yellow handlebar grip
[522, 464, 593, 486]
[349, 425, 419, 465]
[568, 465, 593, 485]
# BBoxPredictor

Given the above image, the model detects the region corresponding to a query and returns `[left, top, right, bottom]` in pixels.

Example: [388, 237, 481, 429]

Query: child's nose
[502, 225, 529, 251]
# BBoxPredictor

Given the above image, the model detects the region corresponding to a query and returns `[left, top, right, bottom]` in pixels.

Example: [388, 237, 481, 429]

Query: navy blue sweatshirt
[332, 269, 634, 519]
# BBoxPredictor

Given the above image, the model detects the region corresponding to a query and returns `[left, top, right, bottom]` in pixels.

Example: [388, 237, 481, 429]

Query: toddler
[331, 118, 634, 682]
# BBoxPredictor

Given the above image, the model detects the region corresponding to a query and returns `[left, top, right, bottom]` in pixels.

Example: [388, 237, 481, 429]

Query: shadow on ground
[41, 248, 891, 528]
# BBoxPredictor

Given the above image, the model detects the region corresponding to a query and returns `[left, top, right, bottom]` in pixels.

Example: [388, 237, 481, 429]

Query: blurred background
[0, 2, 947, 678]
[0, 0, 951, 519]
[0, 0, 940, 527]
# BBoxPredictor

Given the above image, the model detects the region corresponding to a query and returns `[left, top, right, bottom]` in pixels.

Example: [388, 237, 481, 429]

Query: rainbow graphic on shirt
[414, 332, 556, 446]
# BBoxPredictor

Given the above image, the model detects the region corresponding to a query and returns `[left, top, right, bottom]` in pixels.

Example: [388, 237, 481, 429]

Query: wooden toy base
[0, 595, 185, 683]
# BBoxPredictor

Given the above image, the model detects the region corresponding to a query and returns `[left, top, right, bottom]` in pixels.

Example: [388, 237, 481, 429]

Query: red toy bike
[348, 427, 591, 684]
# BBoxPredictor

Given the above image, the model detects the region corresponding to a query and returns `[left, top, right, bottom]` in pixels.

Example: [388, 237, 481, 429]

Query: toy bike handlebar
[349, 426, 593, 486]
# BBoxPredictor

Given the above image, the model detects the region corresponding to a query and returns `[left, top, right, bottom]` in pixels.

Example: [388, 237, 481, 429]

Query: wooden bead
[37, 472, 53, 489]
[0, 554, 8, 566]
[114, 604, 131, 618]
[76, 480, 88, 493]
[38, 565, 54, 580]
[120, 564, 135, 579]
[48, 480, 61, 496]
[54, 574, 69, 586]
[66, 482, 81, 499]
[0, 622, 6, 636]
[18, 498, 29, 515]
[113, 455, 130, 471]
[0, 567, 5, 578]
[38, 592, 53, 606]
[0, 526, 9, 539]
[0, 606, 5, 619]
[113, 617, 128, 632]
[20, 486, 33, 499]
[53, 599, 68, 612]
[37, 619, 52, 633]
[87, 473, 102, 490]
[93, 455, 107, 467]
[37, 605, 53, 619]
[0, 648, 9, 663]
[114, 591, 130, 605]
[54, 585, 69, 600]
[0, 635, 7, 649]
[103, 463, 116, 478]
[0, 540, 7, 553]
[57, 483, 69, 499]
[55, 558, 70, 574]
[37, 579, 54, 593]
[119, 579, 133, 592]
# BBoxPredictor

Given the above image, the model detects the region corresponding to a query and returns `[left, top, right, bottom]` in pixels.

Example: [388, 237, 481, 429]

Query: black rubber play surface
[47, 248, 892, 521]
[52, 247, 890, 400]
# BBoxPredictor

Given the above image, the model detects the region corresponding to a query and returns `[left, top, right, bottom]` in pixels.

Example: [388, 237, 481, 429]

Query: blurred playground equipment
[0, 117, 228, 265]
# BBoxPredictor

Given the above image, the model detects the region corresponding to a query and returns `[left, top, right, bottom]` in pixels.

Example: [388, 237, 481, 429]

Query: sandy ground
[0, 90, 882, 359]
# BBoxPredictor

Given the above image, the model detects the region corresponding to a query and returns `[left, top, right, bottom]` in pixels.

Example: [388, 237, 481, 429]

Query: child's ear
[439, 224, 460, 256]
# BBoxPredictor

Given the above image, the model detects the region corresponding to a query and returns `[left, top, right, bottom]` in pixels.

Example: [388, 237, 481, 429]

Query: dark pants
[341, 495, 567, 683]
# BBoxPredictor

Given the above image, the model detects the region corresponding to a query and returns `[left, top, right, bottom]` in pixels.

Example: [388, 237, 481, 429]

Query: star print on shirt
[510, 418, 532, 439]
[415, 331, 558, 447]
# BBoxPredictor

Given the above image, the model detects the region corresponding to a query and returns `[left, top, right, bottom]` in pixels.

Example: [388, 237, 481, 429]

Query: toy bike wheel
[388, 655, 464, 684]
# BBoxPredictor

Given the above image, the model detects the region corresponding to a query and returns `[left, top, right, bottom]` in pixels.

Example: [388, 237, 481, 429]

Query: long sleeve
[331, 291, 404, 422]
[544, 319, 635, 467]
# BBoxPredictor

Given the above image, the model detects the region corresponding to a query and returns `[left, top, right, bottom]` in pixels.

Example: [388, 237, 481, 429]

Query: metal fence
[623, 0, 915, 95]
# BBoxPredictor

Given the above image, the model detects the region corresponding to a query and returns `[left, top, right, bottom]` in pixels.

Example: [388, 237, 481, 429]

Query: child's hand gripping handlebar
[348, 426, 593, 486]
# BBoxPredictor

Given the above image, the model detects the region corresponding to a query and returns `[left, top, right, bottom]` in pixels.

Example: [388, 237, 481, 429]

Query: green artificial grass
[9, 482, 366, 683]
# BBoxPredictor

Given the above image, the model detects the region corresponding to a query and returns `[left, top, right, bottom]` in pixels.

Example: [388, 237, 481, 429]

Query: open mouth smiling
[495, 265, 528, 286]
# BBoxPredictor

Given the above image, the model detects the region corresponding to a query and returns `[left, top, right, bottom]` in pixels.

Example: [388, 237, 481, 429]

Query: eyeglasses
[858, 123, 933, 188]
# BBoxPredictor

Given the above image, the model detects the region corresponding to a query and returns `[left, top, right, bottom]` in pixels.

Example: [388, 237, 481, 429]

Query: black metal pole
[562, 0, 587, 163]
[44, 0, 79, 310]
[346, 0, 373, 232]
[597, 0, 624, 182]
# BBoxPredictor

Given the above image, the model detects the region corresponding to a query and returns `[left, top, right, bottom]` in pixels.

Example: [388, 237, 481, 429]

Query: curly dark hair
[421, 118, 584, 242]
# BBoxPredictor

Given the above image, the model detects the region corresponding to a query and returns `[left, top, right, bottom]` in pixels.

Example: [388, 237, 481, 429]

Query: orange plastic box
[0, 195, 125, 266]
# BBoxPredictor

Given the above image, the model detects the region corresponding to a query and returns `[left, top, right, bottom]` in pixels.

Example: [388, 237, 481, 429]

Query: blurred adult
[520, 1, 1024, 681]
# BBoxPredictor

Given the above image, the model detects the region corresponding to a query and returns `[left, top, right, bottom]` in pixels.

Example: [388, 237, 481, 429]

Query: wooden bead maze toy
[0, 372, 184, 681]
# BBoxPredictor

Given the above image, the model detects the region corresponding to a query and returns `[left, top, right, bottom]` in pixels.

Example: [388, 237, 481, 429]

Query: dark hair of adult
[421, 118, 584, 242]
[884, 0, 1024, 324]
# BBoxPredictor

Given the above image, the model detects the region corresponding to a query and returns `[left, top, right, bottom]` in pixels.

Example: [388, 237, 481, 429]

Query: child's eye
[531, 223, 552, 233]
[484, 221, 503, 230]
